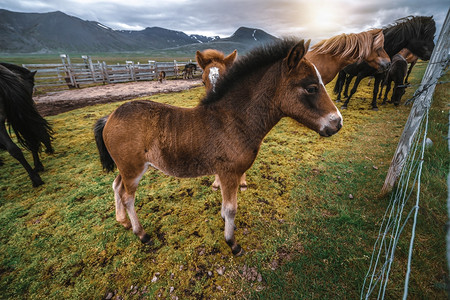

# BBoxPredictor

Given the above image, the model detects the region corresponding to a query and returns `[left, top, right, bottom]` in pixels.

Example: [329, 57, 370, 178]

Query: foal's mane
[199, 49, 226, 64]
[383, 16, 436, 52]
[309, 29, 384, 62]
[200, 38, 299, 106]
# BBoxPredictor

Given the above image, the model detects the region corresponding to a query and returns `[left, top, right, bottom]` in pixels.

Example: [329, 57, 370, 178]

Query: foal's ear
[196, 50, 207, 69]
[224, 50, 238, 68]
[286, 40, 307, 71]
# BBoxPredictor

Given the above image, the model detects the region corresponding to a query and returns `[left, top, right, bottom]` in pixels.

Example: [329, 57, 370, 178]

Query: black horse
[334, 16, 436, 110]
[0, 63, 54, 187]
[379, 53, 409, 106]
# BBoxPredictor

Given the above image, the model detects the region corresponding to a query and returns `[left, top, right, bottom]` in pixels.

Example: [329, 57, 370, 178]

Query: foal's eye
[305, 85, 318, 94]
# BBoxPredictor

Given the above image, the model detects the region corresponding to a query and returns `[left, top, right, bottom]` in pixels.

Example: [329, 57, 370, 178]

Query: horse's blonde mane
[310, 29, 384, 61]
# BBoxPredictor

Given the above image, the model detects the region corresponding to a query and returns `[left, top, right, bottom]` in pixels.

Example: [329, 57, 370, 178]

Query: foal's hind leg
[219, 173, 244, 256]
[116, 165, 152, 244]
[113, 174, 131, 229]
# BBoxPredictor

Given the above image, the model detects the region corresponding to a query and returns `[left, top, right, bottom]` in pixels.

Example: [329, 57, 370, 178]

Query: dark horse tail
[0, 67, 54, 154]
[94, 116, 116, 172]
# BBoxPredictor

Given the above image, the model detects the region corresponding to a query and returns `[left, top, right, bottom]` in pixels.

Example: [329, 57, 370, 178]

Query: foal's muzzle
[319, 114, 343, 137]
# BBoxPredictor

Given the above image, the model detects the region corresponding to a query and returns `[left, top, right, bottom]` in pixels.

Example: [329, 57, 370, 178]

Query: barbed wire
[360, 112, 428, 299]
[403, 60, 449, 105]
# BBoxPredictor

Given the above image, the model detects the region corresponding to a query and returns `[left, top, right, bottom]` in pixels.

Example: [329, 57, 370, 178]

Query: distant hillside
[0, 9, 279, 54]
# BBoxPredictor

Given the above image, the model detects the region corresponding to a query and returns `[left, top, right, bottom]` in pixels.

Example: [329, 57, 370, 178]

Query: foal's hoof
[232, 244, 245, 256]
[335, 99, 342, 103]
[239, 184, 248, 191]
[372, 107, 379, 111]
[140, 234, 153, 246]
[340, 105, 347, 110]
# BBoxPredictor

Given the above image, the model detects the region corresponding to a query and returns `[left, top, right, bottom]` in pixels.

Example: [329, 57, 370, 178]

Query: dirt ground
[34, 78, 203, 116]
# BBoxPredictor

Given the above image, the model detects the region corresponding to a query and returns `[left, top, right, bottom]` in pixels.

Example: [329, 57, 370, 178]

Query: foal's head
[280, 40, 343, 137]
[196, 49, 237, 92]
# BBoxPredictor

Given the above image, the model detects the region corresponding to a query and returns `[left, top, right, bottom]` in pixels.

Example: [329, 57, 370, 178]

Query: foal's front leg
[219, 174, 244, 256]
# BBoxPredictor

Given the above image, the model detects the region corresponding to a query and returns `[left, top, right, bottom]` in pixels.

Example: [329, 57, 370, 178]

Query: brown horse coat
[95, 39, 342, 255]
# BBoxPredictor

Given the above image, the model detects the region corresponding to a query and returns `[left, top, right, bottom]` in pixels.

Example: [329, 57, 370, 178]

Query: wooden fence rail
[23, 54, 198, 89]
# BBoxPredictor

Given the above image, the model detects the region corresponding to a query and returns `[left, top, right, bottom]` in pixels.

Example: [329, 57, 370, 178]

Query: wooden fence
[22, 54, 198, 89]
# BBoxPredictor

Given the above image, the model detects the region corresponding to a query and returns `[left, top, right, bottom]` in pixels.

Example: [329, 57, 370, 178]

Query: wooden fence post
[60, 54, 79, 88]
[381, 9, 450, 195]
[82, 55, 97, 83]
[101, 61, 110, 84]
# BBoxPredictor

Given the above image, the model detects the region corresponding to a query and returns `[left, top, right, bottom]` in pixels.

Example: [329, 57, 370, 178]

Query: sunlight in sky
[307, 1, 340, 32]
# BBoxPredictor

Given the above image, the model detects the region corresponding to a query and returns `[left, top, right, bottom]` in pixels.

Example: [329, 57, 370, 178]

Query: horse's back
[104, 100, 216, 178]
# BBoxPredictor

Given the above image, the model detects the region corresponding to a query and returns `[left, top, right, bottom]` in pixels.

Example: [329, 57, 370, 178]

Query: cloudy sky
[1, 0, 448, 40]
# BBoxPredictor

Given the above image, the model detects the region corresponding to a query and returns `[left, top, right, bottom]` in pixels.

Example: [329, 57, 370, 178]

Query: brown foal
[94, 39, 343, 255]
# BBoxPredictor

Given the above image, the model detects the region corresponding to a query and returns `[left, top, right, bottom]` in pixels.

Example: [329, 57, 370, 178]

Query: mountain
[0, 9, 279, 54]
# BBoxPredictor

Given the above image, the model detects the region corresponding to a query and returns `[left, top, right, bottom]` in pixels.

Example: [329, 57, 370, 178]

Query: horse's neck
[206, 64, 283, 142]
[306, 52, 353, 85]
[384, 30, 410, 58]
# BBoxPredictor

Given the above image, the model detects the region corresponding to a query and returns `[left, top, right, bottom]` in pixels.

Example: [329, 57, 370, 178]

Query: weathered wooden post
[101, 61, 111, 84]
[126, 60, 135, 81]
[82, 55, 97, 83]
[60, 54, 79, 88]
[381, 9, 450, 195]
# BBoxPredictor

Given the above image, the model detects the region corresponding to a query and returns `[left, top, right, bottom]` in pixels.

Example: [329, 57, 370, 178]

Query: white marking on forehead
[208, 67, 220, 92]
[311, 63, 324, 86]
[310, 63, 343, 132]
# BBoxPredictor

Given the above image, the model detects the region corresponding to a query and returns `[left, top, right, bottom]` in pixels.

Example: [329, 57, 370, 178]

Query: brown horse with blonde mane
[94, 39, 343, 255]
[306, 28, 390, 84]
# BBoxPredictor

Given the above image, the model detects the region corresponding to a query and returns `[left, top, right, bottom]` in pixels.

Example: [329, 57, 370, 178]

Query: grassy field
[0, 62, 448, 299]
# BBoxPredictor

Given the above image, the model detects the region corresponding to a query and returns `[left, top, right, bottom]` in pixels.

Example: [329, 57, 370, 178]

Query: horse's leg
[219, 173, 243, 256]
[343, 74, 353, 99]
[113, 174, 131, 229]
[31, 149, 44, 172]
[239, 173, 247, 191]
[0, 122, 43, 187]
[118, 165, 151, 244]
[382, 81, 392, 105]
[405, 62, 415, 84]
[212, 175, 221, 191]
[371, 76, 383, 110]
[212, 173, 247, 191]
[342, 74, 363, 109]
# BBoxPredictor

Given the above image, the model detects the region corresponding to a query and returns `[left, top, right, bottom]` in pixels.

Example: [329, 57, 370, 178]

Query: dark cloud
[1, 0, 448, 39]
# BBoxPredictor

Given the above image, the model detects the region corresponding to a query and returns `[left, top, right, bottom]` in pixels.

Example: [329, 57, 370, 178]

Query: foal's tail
[94, 116, 116, 172]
